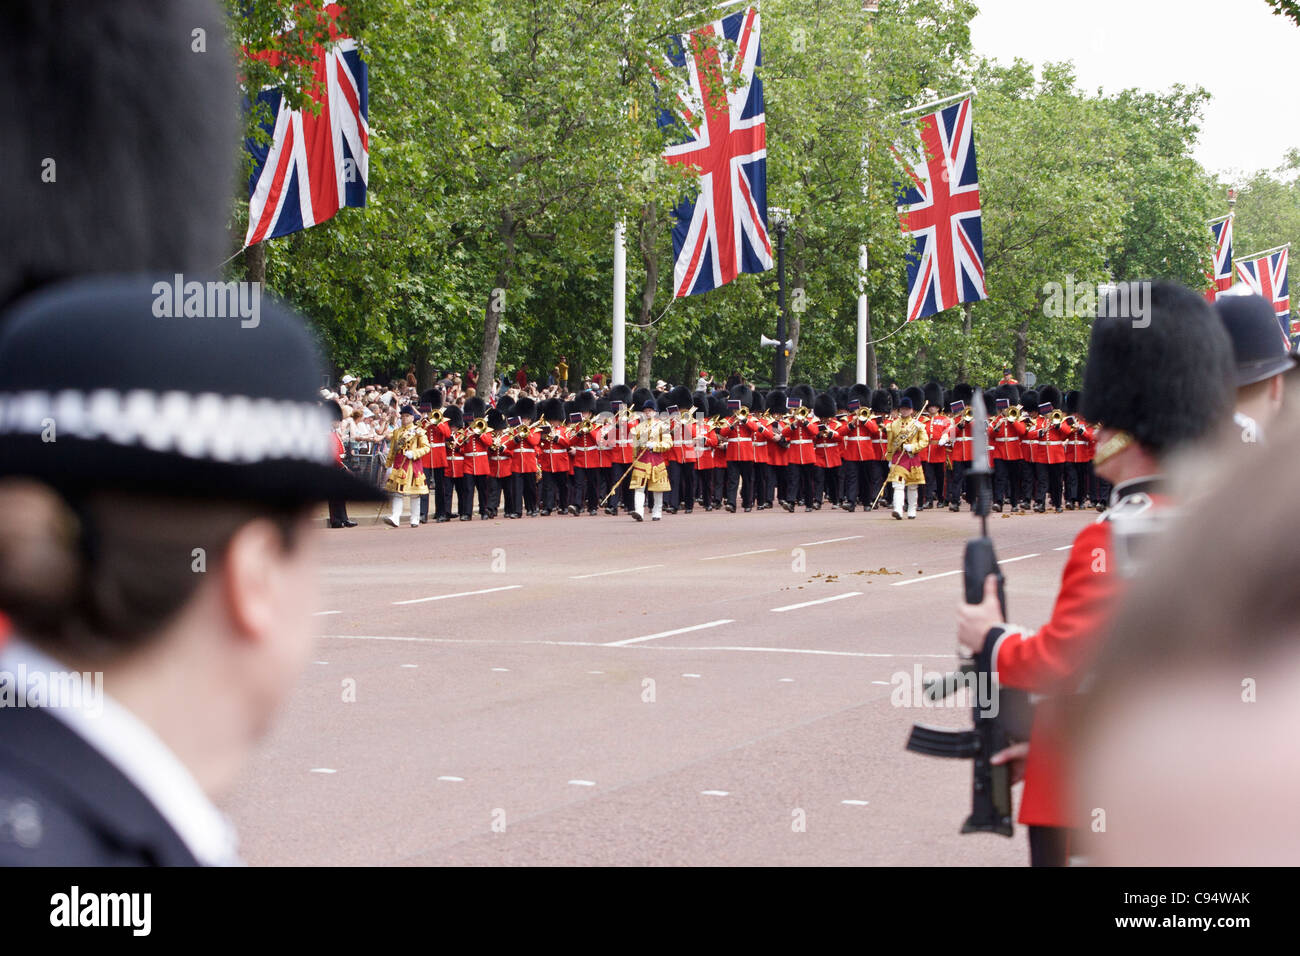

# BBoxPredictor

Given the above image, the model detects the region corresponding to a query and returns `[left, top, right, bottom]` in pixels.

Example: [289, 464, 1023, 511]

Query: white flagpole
[1233, 242, 1291, 263]
[857, 244, 868, 383]
[898, 87, 977, 118]
[612, 220, 627, 386]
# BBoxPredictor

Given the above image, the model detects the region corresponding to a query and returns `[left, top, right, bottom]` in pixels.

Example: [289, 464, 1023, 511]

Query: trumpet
[426, 408, 444, 426]
[1050, 409, 1065, 427]
[1004, 405, 1024, 422]
[734, 406, 749, 425]
[962, 406, 975, 423]
[853, 406, 875, 423]
[469, 417, 490, 437]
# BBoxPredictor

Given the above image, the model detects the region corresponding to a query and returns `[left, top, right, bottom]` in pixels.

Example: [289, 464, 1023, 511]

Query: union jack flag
[1204, 214, 1234, 302]
[244, 6, 368, 248]
[894, 96, 987, 322]
[659, 5, 771, 299]
[1234, 245, 1292, 339]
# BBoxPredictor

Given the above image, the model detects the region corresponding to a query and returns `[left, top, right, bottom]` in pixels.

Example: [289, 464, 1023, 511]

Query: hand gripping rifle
[905, 389, 1033, 836]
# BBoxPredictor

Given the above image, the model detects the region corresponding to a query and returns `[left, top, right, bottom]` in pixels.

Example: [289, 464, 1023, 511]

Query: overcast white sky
[969, 0, 1300, 182]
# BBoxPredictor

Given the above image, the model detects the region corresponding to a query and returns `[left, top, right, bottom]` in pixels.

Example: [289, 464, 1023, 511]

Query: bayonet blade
[970, 388, 991, 476]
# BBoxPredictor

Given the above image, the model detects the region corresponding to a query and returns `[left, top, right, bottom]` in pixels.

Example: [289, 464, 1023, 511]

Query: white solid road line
[798, 535, 865, 547]
[393, 585, 522, 606]
[1054, 545, 1073, 551]
[841, 799, 869, 806]
[604, 619, 735, 647]
[770, 592, 862, 613]
[570, 564, 664, 579]
[437, 776, 464, 782]
[312, 610, 341, 616]
[321, 634, 953, 658]
[699, 548, 776, 561]
[892, 552, 1044, 587]
[700, 790, 729, 797]
[568, 779, 596, 787]
[310, 768, 337, 774]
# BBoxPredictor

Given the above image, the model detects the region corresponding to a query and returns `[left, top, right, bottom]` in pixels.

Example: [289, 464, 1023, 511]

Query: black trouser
[823, 463, 840, 505]
[786, 462, 816, 507]
[540, 471, 565, 512]
[947, 460, 969, 505]
[1029, 825, 1071, 867]
[455, 474, 473, 517]
[503, 473, 521, 515]
[992, 458, 1015, 505]
[753, 461, 773, 507]
[709, 466, 725, 507]
[328, 498, 350, 524]
[773, 461, 789, 502]
[521, 471, 538, 513]
[842, 460, 866, 506]
[573, 466, 601, 512]
[1092, 468, 1111, 507]
[422, 466, 448, 520]
[809, 464, 826, 505]
[725, 460, 754, 508]
[487, 475, 506, 515]
[1018, 460, 1036, 505]
[669, 461, 697, 511]
[1035, 462, 1063, 508]
[1064, 461, 1081, 504]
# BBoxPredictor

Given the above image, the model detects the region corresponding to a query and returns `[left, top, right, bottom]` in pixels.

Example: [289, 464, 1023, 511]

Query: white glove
[902, 443, 914, 455]
[939, 436, 951, 447]
[404, 450, 420, 460]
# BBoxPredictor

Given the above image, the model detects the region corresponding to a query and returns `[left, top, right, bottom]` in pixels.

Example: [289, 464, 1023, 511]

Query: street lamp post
[771, 206, 790, 388]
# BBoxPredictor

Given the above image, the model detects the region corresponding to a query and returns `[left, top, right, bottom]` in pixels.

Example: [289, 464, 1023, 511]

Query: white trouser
[906, 484, 918, 517]
[391, 494, 418, 525]
[892, 481, 905, 515]
[634, 488, 662, 519]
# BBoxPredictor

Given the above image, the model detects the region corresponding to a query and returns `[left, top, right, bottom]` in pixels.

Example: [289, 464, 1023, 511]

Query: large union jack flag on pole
[1204, 214, 1234, 302]
[894, 96, 987, 322]
[244, 6, 369, 248]
[1234, 244, 1292, 338]
[659, 5, 771, 299]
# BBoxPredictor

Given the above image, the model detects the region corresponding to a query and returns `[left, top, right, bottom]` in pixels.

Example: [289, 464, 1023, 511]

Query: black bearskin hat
[631, 387, 653, 409]
[953, 383, 974, 405]
[576, 390, 596, 414]
[729, 383, 754, 409]
[420, 387, 444, 409]
[923, 381, 943, 412]
[766, 389, 787, 414]
[870, 388, 892, 414]
[813, 392, 836, 419]
[793, 383, 816, 408]
[903, 385, 926, 412]
[541, 397, 565, 422]
[1064, 390, 1081, 415]
[496, 395, 515, 418]
[609, 383, 633, 405]
[996, 383, 1021, 405]
[1039, 384, 1061, 410]
[513, 396, 537, 420]
[463, 396, 487, 419]
[1082, 280, 1234, 454]
[486, 408, 506, 429]
[1020, 389, 1039, 413]
[708, 395, 727, 417]
[668, 385, 692, 410]
[443, 405, 464, 428]
[850, 382, 872, 404]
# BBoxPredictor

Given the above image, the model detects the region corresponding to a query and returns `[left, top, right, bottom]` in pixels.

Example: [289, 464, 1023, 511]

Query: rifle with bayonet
[905, 388, 1033, 836]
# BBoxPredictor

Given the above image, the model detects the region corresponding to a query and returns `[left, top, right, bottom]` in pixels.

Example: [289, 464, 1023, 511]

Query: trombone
[425, 408, 445, 426]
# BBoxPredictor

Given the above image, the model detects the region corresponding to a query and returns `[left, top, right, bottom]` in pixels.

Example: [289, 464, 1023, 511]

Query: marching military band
[366, 379, 1109, 526]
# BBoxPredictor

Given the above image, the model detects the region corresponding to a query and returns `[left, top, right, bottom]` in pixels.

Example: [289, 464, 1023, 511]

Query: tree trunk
[244, 241, 265, 285]
[786, 227, 806, 382]
[1014, 317, 1030, 383]
[479, 206, 516, 394]
[413, 343, 434, 393]
[635, 203, 658, 389]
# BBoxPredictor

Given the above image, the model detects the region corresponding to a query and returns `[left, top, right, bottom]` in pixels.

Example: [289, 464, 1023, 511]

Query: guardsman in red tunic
[1018, 388, 1042, 508]
[568, 391, 604, 516]
[484, 409, 513, 519]
[459, 396, 495, 519]
[780, 396, 822, 512]
[660, 387, 695, 514]
[811, 392, 845, 509]
[989, 388, 1027, 512]
[865, 390, 892, 508]
[702, 395, 728, 510]
[721, 387, 763, 512]
[956, 281, 1235, 866]
[839, 397, 877, 513]
[940, 389, 975, 511]
[922, 394, 951, 511]
[507, 397, 541, 517]
[605, 387, 638, 516]
[536, 398, 571, 516]
[443, 405, 469, 521]
[1061, 389, 1092, 511]
[418, 388, 454, 523]
[1036, 385, 1067, 513]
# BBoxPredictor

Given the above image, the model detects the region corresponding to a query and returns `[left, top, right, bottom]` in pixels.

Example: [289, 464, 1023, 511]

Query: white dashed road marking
[393, 585, 522, 606]
[570, 564, 664, 579]
[605, 619, 735, 647]
[699, 549, 776, 561]
[770, 592, 862, 613]
[798, 535, 864, 547]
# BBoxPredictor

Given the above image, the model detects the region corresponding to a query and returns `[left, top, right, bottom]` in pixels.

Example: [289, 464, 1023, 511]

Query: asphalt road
[223, 502, 1097, 866]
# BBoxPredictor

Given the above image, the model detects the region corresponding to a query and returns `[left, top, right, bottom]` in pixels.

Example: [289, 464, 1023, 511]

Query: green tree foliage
[222, 0, 1285, 392]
